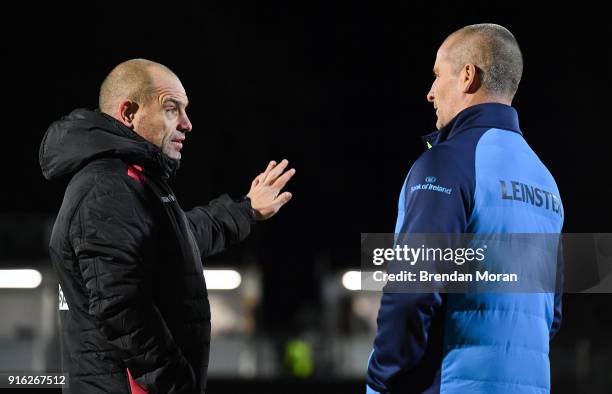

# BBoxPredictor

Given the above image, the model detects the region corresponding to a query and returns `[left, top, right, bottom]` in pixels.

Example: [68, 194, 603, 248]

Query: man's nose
[178, 113, 192, 133]
[426, 89, 435, 103]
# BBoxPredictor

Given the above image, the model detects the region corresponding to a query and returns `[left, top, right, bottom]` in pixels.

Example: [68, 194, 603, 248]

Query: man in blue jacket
[366, 24, 563, 393]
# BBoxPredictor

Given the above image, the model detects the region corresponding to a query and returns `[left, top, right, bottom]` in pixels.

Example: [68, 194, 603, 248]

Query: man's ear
[461, 63, 481, 94]
[117, 100, 139, 128]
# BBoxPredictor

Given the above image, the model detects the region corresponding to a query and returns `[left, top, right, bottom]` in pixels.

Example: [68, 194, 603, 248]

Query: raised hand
[246, 159, 295, 221]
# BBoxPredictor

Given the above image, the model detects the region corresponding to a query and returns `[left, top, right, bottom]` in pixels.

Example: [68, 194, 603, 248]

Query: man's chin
[162, 149, 182, 161]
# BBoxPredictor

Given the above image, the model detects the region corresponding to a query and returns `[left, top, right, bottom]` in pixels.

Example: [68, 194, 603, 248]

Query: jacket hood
[40, 108, 179, 180]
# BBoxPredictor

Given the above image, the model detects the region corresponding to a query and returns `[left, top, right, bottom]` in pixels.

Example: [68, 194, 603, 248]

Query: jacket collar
[40, 108, 180, 181]
[99, 111, 180, 179]
[421, 102, 522, 149]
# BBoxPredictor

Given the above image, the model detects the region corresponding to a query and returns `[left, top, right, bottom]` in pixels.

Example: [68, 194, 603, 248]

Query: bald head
[98, 59, 192, 159]
[99, 59, 178, 115]
[445, 24, 523, 100]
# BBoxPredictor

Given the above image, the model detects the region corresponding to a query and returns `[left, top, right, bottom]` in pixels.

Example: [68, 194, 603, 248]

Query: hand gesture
[246, 159, 295, 221]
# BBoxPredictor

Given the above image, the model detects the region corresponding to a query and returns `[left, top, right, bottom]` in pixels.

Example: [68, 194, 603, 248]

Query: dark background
[0, 1, 610, 393]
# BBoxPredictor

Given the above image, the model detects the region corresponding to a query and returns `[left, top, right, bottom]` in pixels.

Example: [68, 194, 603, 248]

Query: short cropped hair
[448, 24, 523, 99]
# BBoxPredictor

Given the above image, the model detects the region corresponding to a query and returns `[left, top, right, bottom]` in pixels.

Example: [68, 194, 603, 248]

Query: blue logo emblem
[425, 176, 437, 183]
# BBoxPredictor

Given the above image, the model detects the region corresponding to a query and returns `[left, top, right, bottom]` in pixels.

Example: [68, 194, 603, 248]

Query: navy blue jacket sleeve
[550, 240, 564, 339]
[550, 294, 562, 340]
[366, 146, 474, 393]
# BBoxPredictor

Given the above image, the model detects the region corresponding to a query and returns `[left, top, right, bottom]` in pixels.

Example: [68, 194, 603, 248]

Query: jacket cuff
[237, 195, 257, 224]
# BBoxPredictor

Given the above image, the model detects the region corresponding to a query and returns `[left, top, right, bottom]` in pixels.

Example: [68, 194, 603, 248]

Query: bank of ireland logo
[410, 175, 452, 195]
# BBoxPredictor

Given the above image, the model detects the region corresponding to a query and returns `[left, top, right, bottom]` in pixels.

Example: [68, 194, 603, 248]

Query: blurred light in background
[284, 339, 314, 378]
[204, 269, 242, 290]
[342, 270, 361, 291]
[0, 269, 42, 289]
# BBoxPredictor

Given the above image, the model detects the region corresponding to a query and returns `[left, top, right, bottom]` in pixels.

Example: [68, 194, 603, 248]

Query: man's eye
[166, 108, 178, 113]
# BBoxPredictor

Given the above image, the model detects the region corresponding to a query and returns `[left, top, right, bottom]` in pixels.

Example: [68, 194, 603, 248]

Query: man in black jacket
[39, 59, 295, 393]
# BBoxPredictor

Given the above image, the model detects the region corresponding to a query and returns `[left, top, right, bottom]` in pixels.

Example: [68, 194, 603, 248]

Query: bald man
[40, 59, 295, 393]
[366, 24, 563, 393]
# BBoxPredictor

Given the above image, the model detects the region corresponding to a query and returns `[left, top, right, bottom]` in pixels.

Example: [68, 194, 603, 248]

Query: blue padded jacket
[366, 103, 564, 394]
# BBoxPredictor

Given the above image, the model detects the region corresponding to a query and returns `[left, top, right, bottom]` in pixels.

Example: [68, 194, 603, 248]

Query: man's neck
[464, 93, 512, 109]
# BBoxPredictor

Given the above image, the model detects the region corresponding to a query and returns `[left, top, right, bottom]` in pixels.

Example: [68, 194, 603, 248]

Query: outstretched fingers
[272, 167, 296, 190]
[274, 191, 293, 207]
[263, 159, 289, 185]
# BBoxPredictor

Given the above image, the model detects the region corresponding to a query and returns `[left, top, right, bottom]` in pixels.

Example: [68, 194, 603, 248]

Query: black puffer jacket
[40, 109, 255, 393]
